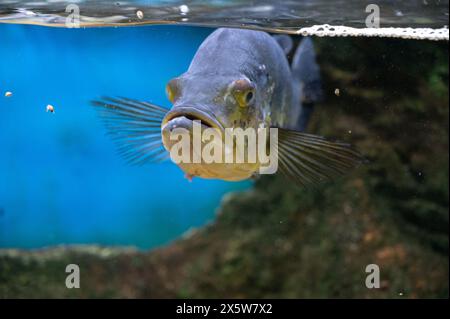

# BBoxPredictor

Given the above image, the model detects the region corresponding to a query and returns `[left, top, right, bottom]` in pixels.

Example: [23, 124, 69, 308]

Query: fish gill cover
[0, 0, 449, 40]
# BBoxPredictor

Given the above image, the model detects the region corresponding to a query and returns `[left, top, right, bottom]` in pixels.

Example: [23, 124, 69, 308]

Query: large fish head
[161, 73, 268, 181]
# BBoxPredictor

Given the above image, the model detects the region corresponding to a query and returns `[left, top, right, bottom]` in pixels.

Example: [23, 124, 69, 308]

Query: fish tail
[291, 37, 323, 131]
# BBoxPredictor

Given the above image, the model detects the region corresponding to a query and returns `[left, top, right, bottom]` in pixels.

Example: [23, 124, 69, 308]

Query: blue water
[0, 24, 250, 249]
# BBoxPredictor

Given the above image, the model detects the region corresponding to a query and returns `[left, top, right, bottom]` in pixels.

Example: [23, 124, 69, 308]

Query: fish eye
[166, 79, 179, 103]
[232, 79, 255, 108]
[245, 91, 254, 104]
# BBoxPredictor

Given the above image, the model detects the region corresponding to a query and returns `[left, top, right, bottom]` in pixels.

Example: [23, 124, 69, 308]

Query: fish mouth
[162, 107, 223, 131]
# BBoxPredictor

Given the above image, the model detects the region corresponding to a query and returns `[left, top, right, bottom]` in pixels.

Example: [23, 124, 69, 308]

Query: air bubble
[296, 25, 448, 41]
[179, 4, 190, 15]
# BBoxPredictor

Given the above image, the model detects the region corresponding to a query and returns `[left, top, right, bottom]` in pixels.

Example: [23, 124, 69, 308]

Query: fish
[92, 28, 365, 186]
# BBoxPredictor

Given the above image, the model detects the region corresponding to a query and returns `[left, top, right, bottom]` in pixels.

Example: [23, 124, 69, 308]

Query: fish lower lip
[179, 114, 212, 128]
[163, 108, 222, 130]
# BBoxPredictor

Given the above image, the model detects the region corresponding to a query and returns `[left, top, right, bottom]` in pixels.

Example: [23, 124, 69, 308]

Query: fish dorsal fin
[276, 128, 366, 187]
[92, 97, 169, 165]
[291, 37, 323, 104]
[273, 34, 293, 55]
[290, 37, 324, 131]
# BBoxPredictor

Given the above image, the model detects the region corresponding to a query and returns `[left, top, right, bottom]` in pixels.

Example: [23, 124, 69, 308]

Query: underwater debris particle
[46, 104, 55, 113]
[136, 10, 144, 20]
[4, 91, 12, 97]
[179, 5, 190, 15]
[334, 88, 340, 96]
[348, 130, 352, 134]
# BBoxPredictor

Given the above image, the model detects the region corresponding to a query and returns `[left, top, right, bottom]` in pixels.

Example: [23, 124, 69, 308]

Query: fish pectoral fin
[276, 128, 367, 187]
[91, 96, 169, 165]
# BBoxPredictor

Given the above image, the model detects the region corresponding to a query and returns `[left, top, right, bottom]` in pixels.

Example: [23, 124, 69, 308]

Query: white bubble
[179, 4, 189, 15]
[296, 25, 449, 41]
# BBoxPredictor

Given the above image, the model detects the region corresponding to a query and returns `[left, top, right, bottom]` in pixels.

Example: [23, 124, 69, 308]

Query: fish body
[94, 28, 364, 186]
[161, 28, 304, 181]
[164, 28, 299, 130]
